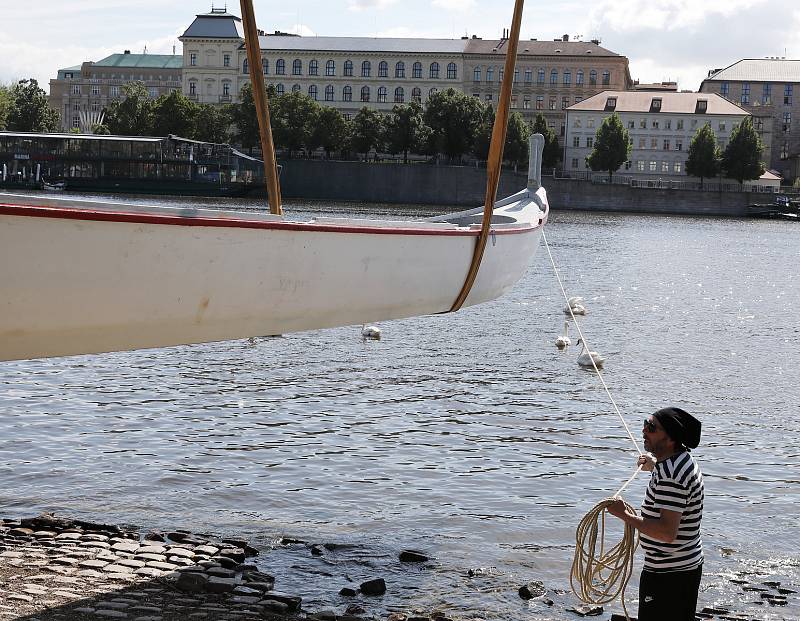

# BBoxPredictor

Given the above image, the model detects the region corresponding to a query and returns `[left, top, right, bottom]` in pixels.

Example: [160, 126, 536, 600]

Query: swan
[576, 338, 604, 368]
[564, 303, 587, 316]
[361, 324, 381, 340]
[555, 321, 571, 349]
[567, 296, 584, 307]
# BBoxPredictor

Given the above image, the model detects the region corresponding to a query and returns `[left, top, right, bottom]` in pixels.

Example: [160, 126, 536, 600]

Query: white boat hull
[0, 187, 547, 361]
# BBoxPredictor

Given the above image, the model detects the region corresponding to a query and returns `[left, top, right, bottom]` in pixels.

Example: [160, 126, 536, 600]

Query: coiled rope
[541, 230, 644, 620]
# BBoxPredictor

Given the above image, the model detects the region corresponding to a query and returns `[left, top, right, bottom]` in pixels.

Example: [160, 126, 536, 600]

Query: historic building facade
[49, 52, 182, 131]
[180, 9, 632, 142]
[564, 91, 751, 181]
[700, 58, 800, 182]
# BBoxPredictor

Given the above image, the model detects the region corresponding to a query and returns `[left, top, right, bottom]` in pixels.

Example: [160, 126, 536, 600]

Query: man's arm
[607, 500, 681, 543]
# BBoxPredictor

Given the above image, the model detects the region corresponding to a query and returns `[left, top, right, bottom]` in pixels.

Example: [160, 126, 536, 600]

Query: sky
[1, 0, 799, 93]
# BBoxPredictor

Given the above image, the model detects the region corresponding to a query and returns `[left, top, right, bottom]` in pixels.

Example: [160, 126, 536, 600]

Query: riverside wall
[278, 159, 757, 216]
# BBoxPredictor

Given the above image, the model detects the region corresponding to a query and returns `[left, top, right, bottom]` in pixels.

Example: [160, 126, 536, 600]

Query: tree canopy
[270, 91, 320, 156]
[383, 101, 430, 163]
[152, 90, 198, 138]
[6, 79, 60, 132]
[311, 106, 350, 157]
[424, 88, 485, 160]
[532, 113, 561, 169]
[0, 84, 11, 131]
[193, 104, 232, 144]
[503, 111, 531, 169]
[721, 117, 765, 184]
[685, 122, 720, 188]
[586, 113, 631, 182]
[349, 107, 383, 158]
[105, 82, 155, 136]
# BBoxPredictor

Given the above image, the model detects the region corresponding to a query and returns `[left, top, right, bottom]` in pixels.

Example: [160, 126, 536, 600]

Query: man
[607, 407, 704, 621]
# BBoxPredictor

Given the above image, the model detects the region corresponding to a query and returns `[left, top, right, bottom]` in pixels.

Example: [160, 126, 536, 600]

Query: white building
[564, 91, 750, 180]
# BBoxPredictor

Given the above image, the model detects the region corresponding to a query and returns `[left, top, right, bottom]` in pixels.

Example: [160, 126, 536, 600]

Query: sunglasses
[643, 419, 659, 433]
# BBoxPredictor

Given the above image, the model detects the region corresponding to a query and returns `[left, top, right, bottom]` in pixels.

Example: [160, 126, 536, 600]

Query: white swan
[361, 324, 381, 340]
[564, 303, 587, 316]
[567, 296, 584, 307]
[576, 338, 604, 368]
[555, 321, 571, 349]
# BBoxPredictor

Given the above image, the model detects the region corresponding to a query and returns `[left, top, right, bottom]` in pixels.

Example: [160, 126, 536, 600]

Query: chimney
[124, 50, 131, 54]
[562, 34, 569, 41]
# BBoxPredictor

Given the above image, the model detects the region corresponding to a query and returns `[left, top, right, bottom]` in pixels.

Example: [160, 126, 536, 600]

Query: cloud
[432, 0, 477, 10]
[347, 0, 399, 11]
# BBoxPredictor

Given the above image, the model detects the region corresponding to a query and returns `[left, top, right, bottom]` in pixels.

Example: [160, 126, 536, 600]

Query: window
[326, 60, 335, 76]
[754, 117, 763, 130]
[523, 98, 530, 109]
[652, 98, 662, 112]
[674, 162, 681, 173]
[537, 68, 545, 85]
[91, 85, 100, 96]
[649, 161, 657, 172]
[575, 96, 582, 104]
[91, 102, 100, 112]
[486, 67, 494, 82]
[524, 68, 532, 84]
[71, 84, 81, 95]
[549, 97, 556, 110]
[785, 84, 793, 105]
[223, 54, 230, 67]
[628, 121, 635, 129]
[378, 61, 388, 77]
[638, 138, 645, 149]
[189, 82, 196, 95]
[574, 118, 582, 128]
[741, 83, 750, 104]
[276, 59, 285, 75]
[361, 86, 370, 102]
[550, 69, 558, 85]
[589, 69, 597, 85]
[473, 67, 481, 82]
[190, 53, 197, 66]
[362, 61, 371, 77]
[662, 161, 669, 172]
[344, 60, 353, 76]
[292, 59, 302, 75]
[263, 59, 269, 75]
[110, 86, 119, 97]
[561, 96, 569, 109]
[395, 87, 404, 103]
[499, 69, 504, 83]
[602, 70, 610, 85]
[429, 87, 437, 97]
[223, 83, 230, 96]
[325, 85, 334, 101]
[676, 140, 683, 151]
[572, 158, 579, 169]
[243, 59, 248, 74]
[720, 82, 729, 96]
[665, 119, 672, 130]
[652, 120, 659, 129]
[586, 137, 593, 148]
[637, 161, 645, 171]
[343, 86, 352, 101]
[511, 97, 517, 109]
[651, 138, 657, 148]
[563, 71, 571, 86]
[292, 84, 300, 93]
[536, 95, 543, 109]
[413, 62, 422, 78]
[377, 86, 387, 103]
[412, 87, 421, 103]
[276, 84, 285, 95]
[430, 62, 440, 79]
[783, 112, 792, 132]
[663, 139, 670, 150]
[309, 60, 319, 76]
[719, 121, 726, 132]
[640, 119, 646, 128]
[72, 115, 80, 128]
[677, 119, 684, 130]
[781, 142, 789, 159]
[513, 68, 519, 83]
[396, 62, 405, 78]
[308, 85, 317, 100]
[762, 83, 771, 104]
[447, 63, 457, 79]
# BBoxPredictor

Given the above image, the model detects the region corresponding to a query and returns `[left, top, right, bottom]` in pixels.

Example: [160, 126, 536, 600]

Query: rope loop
[571, 497, 639, 620]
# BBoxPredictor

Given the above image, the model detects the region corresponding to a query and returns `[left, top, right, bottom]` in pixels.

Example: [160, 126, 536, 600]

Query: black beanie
[653, 407, 701, 449]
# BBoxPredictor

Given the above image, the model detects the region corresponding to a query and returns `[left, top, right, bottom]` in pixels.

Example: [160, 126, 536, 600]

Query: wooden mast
[449, 0, 525, 312]
[239, 0, 282, 215]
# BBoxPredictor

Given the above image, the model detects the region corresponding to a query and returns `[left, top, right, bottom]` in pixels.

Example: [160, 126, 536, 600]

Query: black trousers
[638, 564, 703, 621]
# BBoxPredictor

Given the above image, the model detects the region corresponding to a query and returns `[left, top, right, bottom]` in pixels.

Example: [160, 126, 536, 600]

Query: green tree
[721, 117, 765, 184]
[383, 101, 431, 163]
[472, 104, 495, 160]
[229, 82, 260, 152]
[0, 84, 11, 130]
[349, 106, 383, 159]
[310, 106, 349, 158]
[7, 79, 60, 132]
[424, 88, 484, 161]
[270, 90, 320, 156]
[105, 82, 154, 136]
[504, 111, 531, 169]
[91, 123, 111, 135]
[532, 113, 561, 169]
[586, 112, 631, 182]
[685, 122, 721, 188]
[194, 104, 232, 144]
[152, 90, 198, 137]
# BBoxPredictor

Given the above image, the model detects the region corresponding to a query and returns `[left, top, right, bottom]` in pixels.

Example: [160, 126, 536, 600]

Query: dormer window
[651, 98, 662, 112]
[605, 97, 617, 111]
[696, 99, 708, 113]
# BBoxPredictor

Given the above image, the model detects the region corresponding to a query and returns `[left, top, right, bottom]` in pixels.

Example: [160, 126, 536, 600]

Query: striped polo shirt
[640, 449, 704, 572]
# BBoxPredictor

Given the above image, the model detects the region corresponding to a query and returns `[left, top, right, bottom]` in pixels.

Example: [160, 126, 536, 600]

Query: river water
[1, 192, 798, 619]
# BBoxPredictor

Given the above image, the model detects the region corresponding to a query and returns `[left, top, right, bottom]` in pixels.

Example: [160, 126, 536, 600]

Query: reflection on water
[1, 192, 799, 618]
